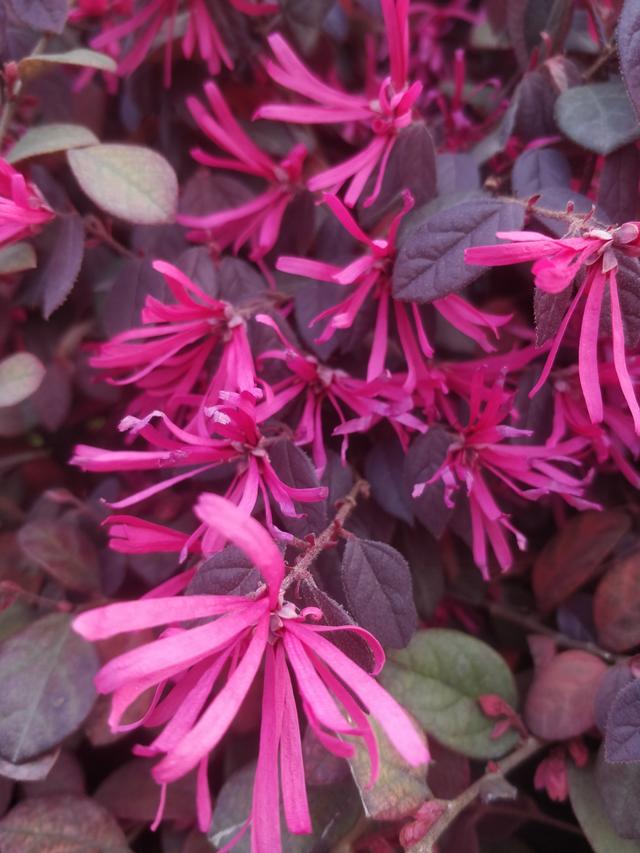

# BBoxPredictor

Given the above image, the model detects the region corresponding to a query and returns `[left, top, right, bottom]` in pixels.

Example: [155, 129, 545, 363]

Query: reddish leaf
[524, 650, 608, 740]
[532, 510, 630, 613]
[20, 750, 85, 798]
[17, 519, 101, 593]
[0, 795, 129, 852]
[594, 551, 640, 652]
[95, 759, 196, 824]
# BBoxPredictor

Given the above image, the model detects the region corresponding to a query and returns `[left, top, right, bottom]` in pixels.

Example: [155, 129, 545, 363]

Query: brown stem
[83, 214, 138, 259]
[417, 737, 545, 852]
[282, 478, 370, 590]
[453, 593, 625, 664]
[0, 35, 48, 147]
[583, 40, 617, 81]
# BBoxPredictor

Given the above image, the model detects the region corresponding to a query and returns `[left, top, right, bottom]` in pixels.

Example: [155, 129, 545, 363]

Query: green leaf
[0, 353, 45, 408]
[555, 79, 640, 156]
[347, 716, 428, 820]
[568, 762, 640, 853]
[209, 763, 361, 852]
[19, 48, 117, 79]
[67, 144, 178, 225]
[0, 614, 98, 763]
[0, 242, 37, 274]
[379, 629, 519, 759]
[7, 124, 99, 164]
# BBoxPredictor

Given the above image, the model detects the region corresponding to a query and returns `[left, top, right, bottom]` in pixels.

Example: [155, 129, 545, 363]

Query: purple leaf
[103, 257, 167, 337]
[604, 678, 640, 762]
[0, 749, 60, 783]
[393, 197, 525, 303]
[512, 148, 572, 197]
[595, 745, 640, 840]
[341, 538, 417, 649]
[597, 145, 640, 223]
[281, 0, 333, 53]
[555, 79, 640, 156]
[218, 256, 266, 307]
[595, 662, 635, 734]
[21, 213, 84, 319]
[403, 426, 455, 538]
[17, 518, 101, 593]
[268, 439, 328, 537]
[365, 437, 413, 524]
[616, 253, 640, 348]
[175, 246, 219, 298]
[0, 614, 98, 763]
[436, 153, 481, 196]
[514, 68, 561, 142]
[533, 285, 572, 346]
[8, 0, 68, 34]
[619, 0, 640, 120]
[186, 545, 261, 597]
[290, 579, 376, 672]
[359, 124, 437, 228]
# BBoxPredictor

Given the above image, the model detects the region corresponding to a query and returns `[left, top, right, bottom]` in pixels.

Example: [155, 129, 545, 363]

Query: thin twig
[282, 478, 369, 590]
[416, 737, 545, 852]
[452, 592, 626, 664]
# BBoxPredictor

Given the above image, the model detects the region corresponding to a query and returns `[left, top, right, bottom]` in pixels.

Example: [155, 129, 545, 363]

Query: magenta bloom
[256, 314, 421, 474]
[549, 361, 640, 489]
[0, 158, 53, 249]
[178, 81, 307, 261]
[278, 192, 510, 389]
[465, 224, 640, 433]
[413, 377, 597, 576]
[72, 389, 327, 548]
[90, 259, 254, 417]
[91, 0, 277, 86]
[73, 496, 428, 846]
[255, 0, 422, 207]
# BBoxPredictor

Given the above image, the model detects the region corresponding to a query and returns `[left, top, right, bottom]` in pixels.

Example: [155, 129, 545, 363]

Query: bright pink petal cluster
[73, 496, 428, 846]
[0, 159, 54, 249]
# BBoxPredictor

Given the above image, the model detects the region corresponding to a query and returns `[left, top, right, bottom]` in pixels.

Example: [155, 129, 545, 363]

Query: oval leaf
[8, 0, 68, 34]
[341, 538, 417, 649]
[393, 197, 525, 302]
[7, 124, 99, 164]
[555, 79, 640, 156]
[380, 629, 519, 759]
[604, 679, 640, 764]
[0, 242, 37, 274]
[524, 650, 607, 740]
[569, 759, 640, 851]
[595, 744, 640, 840]
[0, 353, 45, 408]
[532, 510, 630, 613]
[347, 716, 428, 820]
[0, 795, 130, 852]
[19, 48, 117, 79]
[0, 614, 98, 763]
[17, 519, 101, 593]
[594, 551, 640, 652]
[67, 144, 178, 225]
[619, 0, 640, 120]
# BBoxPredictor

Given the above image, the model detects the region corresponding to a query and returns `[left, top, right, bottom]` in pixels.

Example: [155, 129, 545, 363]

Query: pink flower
[0, 159, 53, 249]
[255, 1, 423, 207]
[465, 223, 640, 433]
[255, 314, 421, 474]
[413, 376, 597, 576]
[548, 362, 640, 489]
[277, 192, 510, 389]
[90, 260, 254, 416]
[178, 81, 307, 261]
[91, 0, 277, 87]
[73, 496, 428, 846]
[71, 389, 327, 548]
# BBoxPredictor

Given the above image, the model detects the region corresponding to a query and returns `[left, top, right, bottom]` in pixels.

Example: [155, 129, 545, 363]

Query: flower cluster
[6, 0, 638, 848]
